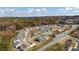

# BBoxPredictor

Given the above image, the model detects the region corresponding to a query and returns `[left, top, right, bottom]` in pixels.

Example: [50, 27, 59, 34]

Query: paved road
[68, 35, 79, 51]
[37, 25, 79, 51]
[37, 32, 68, 51]
[14, 25, 79, 51]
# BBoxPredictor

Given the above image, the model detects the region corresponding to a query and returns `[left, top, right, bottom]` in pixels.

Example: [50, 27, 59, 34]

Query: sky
[0, 7, 79, 17]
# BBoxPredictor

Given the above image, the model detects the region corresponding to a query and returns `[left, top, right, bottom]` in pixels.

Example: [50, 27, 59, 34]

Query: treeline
[0, 16, 79, 31]
[0, 17, 59, 31]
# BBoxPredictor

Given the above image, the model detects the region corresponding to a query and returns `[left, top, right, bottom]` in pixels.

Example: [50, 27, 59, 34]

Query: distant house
[34, 35, 48, 42]
[66, 19, 79, 24]
[20, 44, 27, 51]
[13, 40, 21, 48]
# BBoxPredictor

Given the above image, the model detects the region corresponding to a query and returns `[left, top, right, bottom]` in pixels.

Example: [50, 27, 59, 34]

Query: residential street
[37, 25, 79, 51]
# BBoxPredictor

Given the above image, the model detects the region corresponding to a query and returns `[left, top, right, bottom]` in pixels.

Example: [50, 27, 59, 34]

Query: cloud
[10, 9, 15, 11]
[0, 8, 15, 13]
[26, 8, 47, 16]
[72, 10, 79, 13]
[62, 10, 67, 13]
[27, 8, 34, 13]
[74, 7, 79, 9]
[73, 11, 79, 12]
[42, 8, 47, 12]
[36, 9, 41, 12]
[58, 7, 76, 14]
[0, 9, 5, 14]
[0, 10, 5, 14]
[4, 8, 10, 11]
[64, 8, 73, 10]
[59, 7, 74, 12]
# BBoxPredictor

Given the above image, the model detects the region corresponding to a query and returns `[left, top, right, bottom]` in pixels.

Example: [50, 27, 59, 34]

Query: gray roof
[20, 44, 27, 50]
